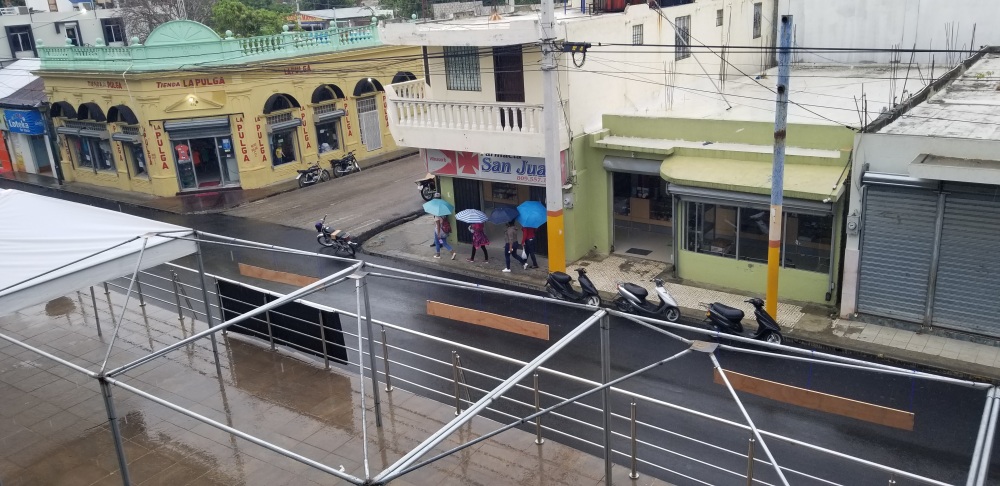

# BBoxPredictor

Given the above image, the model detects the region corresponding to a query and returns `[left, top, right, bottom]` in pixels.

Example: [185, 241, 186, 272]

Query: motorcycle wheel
[420, 185, 435, 201]
[663, 307, 681, 322]
[336, 242, 356, 258]
[319, 170, 331, 182]
[585, 295, 601, 307]
[765, 332, 784, 345]
[613, 297, 632, 312]
[332, 165, 344, 178]
[317, 234, 335, 247]
[545, 283, 561, 299]
[297, 176, 308, 188]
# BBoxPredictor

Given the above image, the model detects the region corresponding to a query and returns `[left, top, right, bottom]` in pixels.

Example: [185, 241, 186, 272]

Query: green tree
[210, 0, 287, 37]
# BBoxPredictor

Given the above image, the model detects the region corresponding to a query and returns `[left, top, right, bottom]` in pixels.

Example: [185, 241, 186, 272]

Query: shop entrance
[28, 135, 51, 174]
[612, 172, 673, 262]
[165, 117, 239, 192]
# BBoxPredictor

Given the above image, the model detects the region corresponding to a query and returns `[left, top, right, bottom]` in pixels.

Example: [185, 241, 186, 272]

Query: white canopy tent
[0, 189, 197, 315]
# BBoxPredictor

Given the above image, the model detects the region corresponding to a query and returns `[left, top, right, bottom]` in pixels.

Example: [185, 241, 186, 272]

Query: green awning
[660, 155, 847, 201]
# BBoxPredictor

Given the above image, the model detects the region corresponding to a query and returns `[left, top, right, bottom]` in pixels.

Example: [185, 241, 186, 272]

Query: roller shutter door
[931, 185, 1000, 335]
[856, 186, 938, 322]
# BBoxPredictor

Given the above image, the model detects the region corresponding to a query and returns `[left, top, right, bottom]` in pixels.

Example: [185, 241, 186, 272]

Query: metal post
[888, 474, 896, 485]
[381, 328, 393, 392]
[975, 388, 1000, 486]
[134, 276, 146, 308]
[194, 240, 223, 377]
[99, 379, 132, 485]
[452, 350, 462, 415]
[263, 295, 275, 351]
[534, 372, 544, 445]
[629, 402, 638, 479]
[89, 286, 103, 337]
[540, 0, 565, 273]
[318, 310, 331, 370]
[215, 281, 227, 337]
[968, 387, 996, 486]
[102, 282, 113, 316]
[765, 14, 793, 319]
[923, 192, 947, 326]
[358, 273, 383, 428]
[170, 271, 185, 323]
[600, 313, 612, 486]
[746, 437, 756, 486]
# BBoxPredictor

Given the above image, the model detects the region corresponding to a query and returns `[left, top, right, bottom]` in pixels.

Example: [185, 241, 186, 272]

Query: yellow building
[36, 20, 422, 196]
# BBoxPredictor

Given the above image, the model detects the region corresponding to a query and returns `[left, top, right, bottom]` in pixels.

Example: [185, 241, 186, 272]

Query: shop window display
[316, 121, 340, 155]
[127, 142, 146, 177]
[685, 201, 833, 273]
[271, 129, 298, 166]
[67, 135, 114, 172]
[612, 173, 672, 225]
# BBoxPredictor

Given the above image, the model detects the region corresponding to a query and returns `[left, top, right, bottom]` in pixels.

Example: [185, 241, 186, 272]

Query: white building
[0, 5, 125, 66]
[380, 0, 778, 261]
[841, 50, 1000, 337]
[779, 0, 1000, 64]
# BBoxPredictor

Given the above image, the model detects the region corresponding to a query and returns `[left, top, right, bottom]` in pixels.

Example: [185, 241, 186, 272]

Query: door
[453, 179, 482, 244]
[28, 135, 50, 173]
[216, 136, 240, 186]
[172, 140, 198, 191]
[493, 45, 525, 131]
[528, 186, 548, 256]
[357, 96, 382, 151]
[931, 184, 1000, 335]
[856, 186, 938, 322]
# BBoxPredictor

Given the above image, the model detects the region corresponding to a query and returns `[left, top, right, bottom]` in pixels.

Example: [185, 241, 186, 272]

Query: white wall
[0, 9, 123, 59]
[780, 0, 1000, 64]
[25, 0, 75, 13]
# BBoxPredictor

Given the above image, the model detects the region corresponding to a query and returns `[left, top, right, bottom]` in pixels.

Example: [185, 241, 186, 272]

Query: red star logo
[456, 152, 479, 174]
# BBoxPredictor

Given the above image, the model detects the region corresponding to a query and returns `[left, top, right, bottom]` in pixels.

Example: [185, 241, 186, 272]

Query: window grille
[444, 46, 481, 92]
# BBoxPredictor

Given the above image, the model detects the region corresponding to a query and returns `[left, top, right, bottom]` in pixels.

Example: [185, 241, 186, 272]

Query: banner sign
[425, 149, 567, 187]
[3, 109, 45, 135]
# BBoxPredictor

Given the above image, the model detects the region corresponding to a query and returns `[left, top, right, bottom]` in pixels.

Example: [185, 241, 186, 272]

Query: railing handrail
[392, 98, 545, 110]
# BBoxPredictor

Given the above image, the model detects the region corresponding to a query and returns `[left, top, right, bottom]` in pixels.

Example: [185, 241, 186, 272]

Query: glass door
[215, 136, 240, 186]
[172, 140, 198, 191]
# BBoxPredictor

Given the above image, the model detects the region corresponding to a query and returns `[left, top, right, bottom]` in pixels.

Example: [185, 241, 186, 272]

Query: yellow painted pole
[766, 15, 793, 319]
[547, 210, 566, 273]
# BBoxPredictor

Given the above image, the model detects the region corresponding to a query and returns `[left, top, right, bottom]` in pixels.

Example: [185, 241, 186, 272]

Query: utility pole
[541, 0, 566, 273]
[765, 15, 792, 319]
[295, 0, 302, 29]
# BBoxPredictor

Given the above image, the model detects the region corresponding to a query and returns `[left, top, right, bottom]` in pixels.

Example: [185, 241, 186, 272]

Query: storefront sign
[299, 108, 312, 150]
[236, 115, 250, 163]
[254, 116, 268, 163]
[151, 123, 169, 170]
[87, 80, 126, 90]
[425, 149, 568, 187]
[343, 101, 353, 137]
[3, 110, 45, 135]
[283, 64, 312, 75]
[155, 77, 227, 89]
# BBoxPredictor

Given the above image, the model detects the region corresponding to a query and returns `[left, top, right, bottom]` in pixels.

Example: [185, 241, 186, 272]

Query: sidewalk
[364, 214, 1000, 383]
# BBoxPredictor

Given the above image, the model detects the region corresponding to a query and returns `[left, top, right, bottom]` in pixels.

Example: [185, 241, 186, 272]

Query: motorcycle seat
[711, 303, 744, 321]
[551, 272, 572, 284]
[296, 169, 314, 174]
[623, 283, 648, 300]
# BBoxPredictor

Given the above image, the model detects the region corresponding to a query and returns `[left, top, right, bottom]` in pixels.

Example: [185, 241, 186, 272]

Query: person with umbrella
[516, 201, 547, 269]
[456, 209, 490, 263]
[502, 222, 527, 273]
[424, 197, 457, 260]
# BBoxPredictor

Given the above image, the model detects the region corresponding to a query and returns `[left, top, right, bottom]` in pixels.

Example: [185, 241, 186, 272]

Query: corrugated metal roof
[0, 78, 47, 108]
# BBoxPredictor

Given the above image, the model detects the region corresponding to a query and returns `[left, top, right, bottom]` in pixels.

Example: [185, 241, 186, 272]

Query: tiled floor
[831, 318, 1000, 368]
[0, 288, 675, 486]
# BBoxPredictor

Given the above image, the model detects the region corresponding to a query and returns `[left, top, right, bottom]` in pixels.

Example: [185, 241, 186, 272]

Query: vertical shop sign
[254, 116, 268, 163]
[382, 94, 389, 127]
[152, 123, 168, 170]
[235, 115, 249, 163]
[300, 108, 312, 150]
[343, 101, 353, 137]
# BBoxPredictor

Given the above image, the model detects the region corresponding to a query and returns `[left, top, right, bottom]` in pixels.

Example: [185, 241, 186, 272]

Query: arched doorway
[311, 85, 347, 157]
[352, 78, 384, 151]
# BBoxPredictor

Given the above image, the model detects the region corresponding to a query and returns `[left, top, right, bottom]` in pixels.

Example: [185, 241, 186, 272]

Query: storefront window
[67, 135, 114, 172]
[126, 142, 146, 177]
[685, 201, 833, 273]
[270, 129, 298, 166]
[612, 173, 672, 223]
[316, 120, 340, 155]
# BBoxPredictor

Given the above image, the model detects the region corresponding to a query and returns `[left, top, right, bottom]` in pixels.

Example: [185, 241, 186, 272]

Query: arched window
[352, 78, 384, 97]
[311, 85, 347, 156]
[108, 105, 146, 178]
[391, 71, 417, 84]
[50, 101, 77, 119]
[262, 93, 301, 114]
[262, 93, 303, 167]
[77, 102, 106, 122]
[311, 84, 345, 104]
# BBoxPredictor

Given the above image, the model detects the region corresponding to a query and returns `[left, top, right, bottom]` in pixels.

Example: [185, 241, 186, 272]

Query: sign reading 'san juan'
[425, 149, 567, 186]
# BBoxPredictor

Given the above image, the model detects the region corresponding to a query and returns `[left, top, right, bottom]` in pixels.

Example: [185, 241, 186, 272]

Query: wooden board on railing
[238, 263, 319, 287]
[426, 301, 549, 340]
[713, 369, 914, 431]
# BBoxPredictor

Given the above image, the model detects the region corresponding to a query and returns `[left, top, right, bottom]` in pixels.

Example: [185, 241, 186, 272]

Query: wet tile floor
[0, 289, 674, 485]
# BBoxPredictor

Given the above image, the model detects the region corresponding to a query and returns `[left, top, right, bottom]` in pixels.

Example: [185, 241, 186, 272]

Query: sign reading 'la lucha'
[425, 149, 567, 187]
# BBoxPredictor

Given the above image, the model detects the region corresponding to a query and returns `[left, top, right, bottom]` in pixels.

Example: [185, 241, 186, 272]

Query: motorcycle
[613, 278, 681, 322]
[545, 268, 601, 306]
[330, 150, 360, 178]
[702, 297, 783, 344]
[315, 215, 358, 258]
[416, 173, 437, 201]
[296, 164, 330, 188]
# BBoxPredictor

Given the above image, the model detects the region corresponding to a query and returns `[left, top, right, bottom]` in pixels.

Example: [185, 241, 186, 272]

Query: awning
[316, 109, 346, 123]
[667, 183, 834, 215]
[602, 156, 661, 176]
[0, 189, 197, 315]
[111, 132, 141, 144]
[164, 116, 232, 140]
[268, 118, 303, 133]
[78, 129, 110, 139]
[55, 126, 80, 136]
[908, 154, 1000, 185]
[660, 155, 847, 202]
[861, 171, 940, 190]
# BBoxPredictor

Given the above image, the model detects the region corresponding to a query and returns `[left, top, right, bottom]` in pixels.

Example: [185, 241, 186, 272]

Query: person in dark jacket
[502, 222, 526, 272]
[521, 226, 538, 269]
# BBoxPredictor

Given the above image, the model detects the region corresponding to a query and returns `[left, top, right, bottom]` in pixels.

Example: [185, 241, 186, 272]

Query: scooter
[613, 278, 681, 322]
[296, 164, 330, 188]
[314, 215, 358, 258]
[703, 297, 783, 344]
[416, 173, 437, 201]
[330, 150, 360, 178]
[545, 268, 601, 306]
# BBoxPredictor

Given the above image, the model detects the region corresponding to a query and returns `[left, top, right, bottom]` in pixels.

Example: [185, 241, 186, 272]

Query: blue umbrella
[423, 198, 454, 216]
[489, 207, 519, 224]
[516, 201, 547, 228]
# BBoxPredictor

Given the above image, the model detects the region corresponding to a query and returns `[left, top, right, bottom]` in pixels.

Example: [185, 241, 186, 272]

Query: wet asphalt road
[4, 179, 998, 485]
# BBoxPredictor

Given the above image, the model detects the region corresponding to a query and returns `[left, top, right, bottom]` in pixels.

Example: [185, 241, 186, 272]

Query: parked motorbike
[330, 150, 360, 178]
[545, 268, 601, 306]
[315, 215, 358, 258]
[416, 173, 437, 201]
[702, 297, 783, 344]
[296, 164, 330, 188]
[613, 278, 681, 322]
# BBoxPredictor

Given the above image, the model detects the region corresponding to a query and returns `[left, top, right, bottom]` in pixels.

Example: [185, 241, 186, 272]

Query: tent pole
[89, 286, 103, 337]
[100, 378, 132, 485]
[194, 235, 223, 378]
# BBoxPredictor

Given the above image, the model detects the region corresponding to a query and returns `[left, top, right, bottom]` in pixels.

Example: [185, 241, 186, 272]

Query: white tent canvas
[0, 189, 197, 315]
